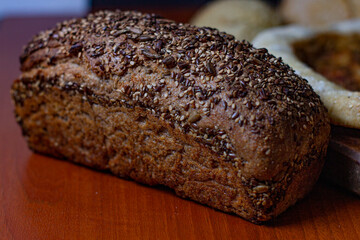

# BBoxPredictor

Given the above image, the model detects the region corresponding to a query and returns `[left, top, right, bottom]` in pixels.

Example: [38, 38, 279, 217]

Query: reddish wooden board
[0, 14, 359, 240]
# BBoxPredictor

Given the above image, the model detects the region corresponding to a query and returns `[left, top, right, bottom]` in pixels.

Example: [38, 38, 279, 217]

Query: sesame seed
[188, 111, 201, 123]
[231, 112, 239, 119]
[265, 149, 271, 156]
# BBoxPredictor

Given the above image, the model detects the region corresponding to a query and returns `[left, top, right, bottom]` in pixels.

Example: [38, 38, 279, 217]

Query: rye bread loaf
[11, 10, 330, 223]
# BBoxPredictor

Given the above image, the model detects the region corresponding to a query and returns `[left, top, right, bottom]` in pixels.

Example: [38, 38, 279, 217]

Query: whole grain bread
[11, 10, 330, 223]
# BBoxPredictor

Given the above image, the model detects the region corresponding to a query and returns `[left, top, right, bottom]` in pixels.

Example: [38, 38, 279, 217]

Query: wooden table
[1, 13, 359, 240]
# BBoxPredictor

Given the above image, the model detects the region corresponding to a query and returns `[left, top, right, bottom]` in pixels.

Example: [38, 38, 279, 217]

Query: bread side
[12, 11, 331, 222]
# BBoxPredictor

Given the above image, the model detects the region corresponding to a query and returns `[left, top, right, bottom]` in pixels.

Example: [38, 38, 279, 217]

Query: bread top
[19, 10, 330, 180]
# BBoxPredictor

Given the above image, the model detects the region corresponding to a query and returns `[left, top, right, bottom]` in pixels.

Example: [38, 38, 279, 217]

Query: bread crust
[12, 10, 330, 222]
[253, 20, 360, 129]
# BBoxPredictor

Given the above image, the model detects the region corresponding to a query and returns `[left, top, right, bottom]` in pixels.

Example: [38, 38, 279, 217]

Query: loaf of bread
[11, 10, 330, 223]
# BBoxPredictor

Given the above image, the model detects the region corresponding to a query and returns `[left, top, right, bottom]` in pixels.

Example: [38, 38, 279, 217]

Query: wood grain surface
[0, 12, 359, 240]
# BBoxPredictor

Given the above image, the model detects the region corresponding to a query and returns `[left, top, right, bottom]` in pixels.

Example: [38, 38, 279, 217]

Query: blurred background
[0, 0, 89, 19]
[0, 0, 280, 20]
[1, 0, 359, 50]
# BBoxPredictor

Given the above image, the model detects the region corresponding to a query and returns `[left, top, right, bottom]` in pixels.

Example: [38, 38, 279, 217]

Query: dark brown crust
[12, 10, 330, 222]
